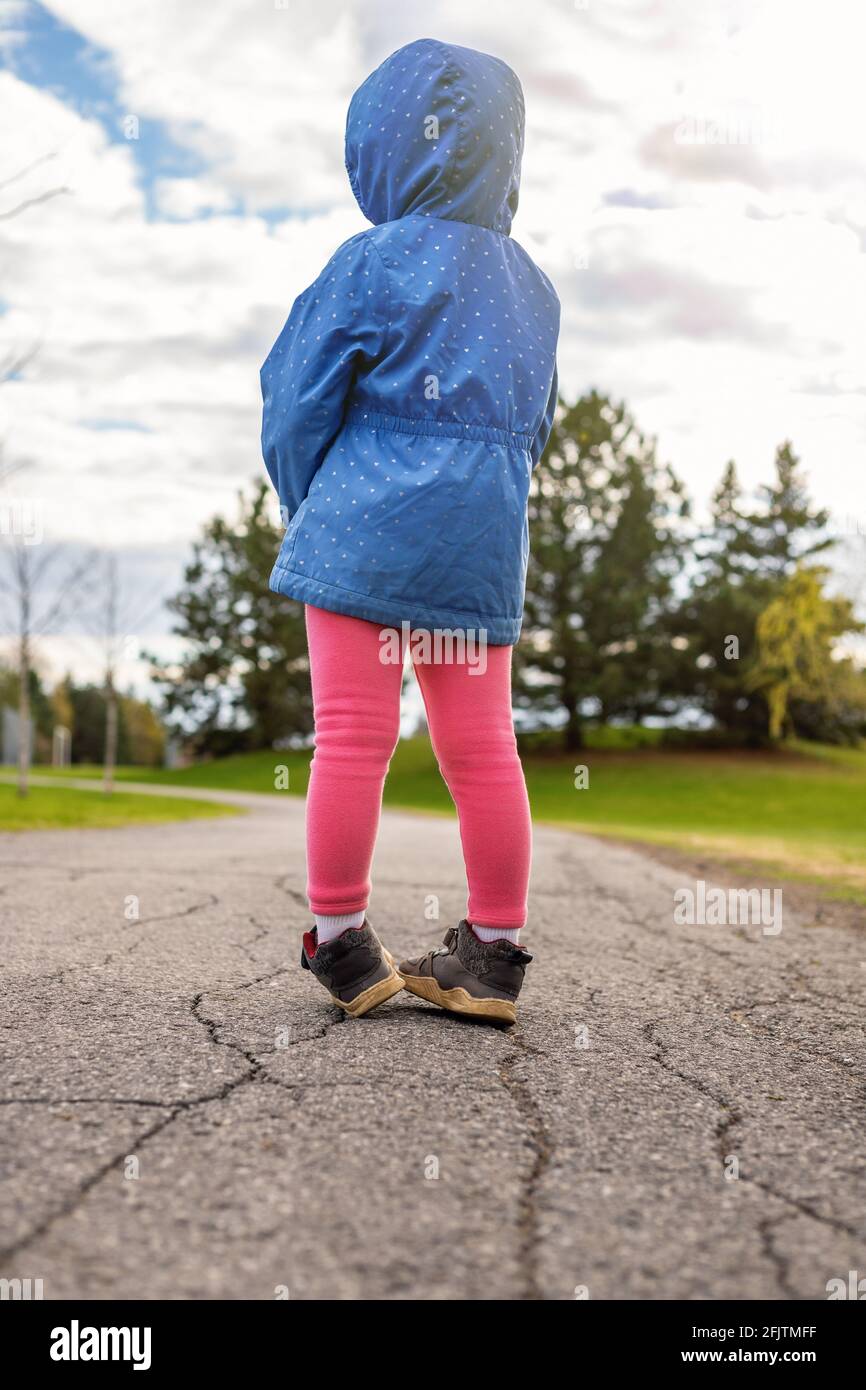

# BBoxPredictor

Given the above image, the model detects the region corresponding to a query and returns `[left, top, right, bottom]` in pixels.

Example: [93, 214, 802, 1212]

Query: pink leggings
[304, 605, 531, 929]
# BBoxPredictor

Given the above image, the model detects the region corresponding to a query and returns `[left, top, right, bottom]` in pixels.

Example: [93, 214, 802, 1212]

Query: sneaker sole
[401, 972, 517, 1024]
[333, 951, 404, 1018]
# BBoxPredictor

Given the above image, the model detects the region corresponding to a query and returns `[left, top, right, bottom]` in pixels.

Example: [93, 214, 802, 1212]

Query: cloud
[0, 65, 365, 551]
[582, 257, 778, 344]
[639, 122, 773, 190]
[40, 0, 366, 214]
[603, 188, 678, 211]
[0, 0, 863, 648]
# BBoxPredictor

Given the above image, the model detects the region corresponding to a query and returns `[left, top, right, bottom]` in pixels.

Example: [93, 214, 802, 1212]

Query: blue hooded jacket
[261, 38, 560, 644]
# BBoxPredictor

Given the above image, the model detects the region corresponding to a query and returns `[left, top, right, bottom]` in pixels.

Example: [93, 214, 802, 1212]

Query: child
[261, 38, 560, 1022]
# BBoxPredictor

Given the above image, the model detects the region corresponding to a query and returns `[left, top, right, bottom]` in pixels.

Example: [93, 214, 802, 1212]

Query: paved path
[1, 793, 864, 1300]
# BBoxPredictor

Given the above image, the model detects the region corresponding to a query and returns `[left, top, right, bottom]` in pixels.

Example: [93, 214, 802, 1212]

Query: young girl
[261, 38, 559, 1022]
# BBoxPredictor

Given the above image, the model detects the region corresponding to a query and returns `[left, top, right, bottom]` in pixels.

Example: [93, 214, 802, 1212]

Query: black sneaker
[301, 920, 403, 1017]
[399, 920, 531, 1024]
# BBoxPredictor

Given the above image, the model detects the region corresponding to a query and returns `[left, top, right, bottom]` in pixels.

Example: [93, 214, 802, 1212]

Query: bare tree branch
[0, 186, 71, 221]
[0, 340, 41, 386]
[0, 539, 97, 795]
[82, 553, 173, 790]
[0, 151, 60, 194]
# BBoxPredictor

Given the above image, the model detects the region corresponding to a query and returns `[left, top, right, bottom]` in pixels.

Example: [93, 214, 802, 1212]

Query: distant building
[164, 736, 191, 770]
[1, 707, 33, 766]
[52, 725, 72, 766]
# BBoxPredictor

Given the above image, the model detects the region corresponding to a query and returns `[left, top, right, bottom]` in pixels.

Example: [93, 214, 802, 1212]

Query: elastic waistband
[344, 406, 533, 450]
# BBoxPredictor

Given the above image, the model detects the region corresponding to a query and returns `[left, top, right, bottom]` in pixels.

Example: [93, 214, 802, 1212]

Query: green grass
[383, 741, 866, 898]
[521, 744, 866, 900]
[35, 755, 315, 794]
[17, 737, 866, 899]
[0, 782, 241, 832]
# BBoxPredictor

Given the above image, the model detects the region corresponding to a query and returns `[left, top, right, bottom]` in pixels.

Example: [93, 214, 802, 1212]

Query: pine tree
[675, 442, 851, 740]
[151, 484, 312, 754]
[672, 460, 767, 736]
[743, 441, 831, 577]
[518, 391, 689, 748]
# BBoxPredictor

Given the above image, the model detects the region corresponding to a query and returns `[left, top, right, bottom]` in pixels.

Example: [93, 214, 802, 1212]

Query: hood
[345, 38, 524, 235]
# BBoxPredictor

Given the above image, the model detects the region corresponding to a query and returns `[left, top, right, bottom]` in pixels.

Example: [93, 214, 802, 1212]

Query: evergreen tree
[674, 443, 842, 739]
[151, 483, 312, 755]
[671, 461, 768, 736]
[743, 441, 831, 577]
[518, 391, 689, 748]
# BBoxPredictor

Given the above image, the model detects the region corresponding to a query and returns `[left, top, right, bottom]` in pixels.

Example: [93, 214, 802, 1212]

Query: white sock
[471, 923, 522, 945]
[314, 910, 366, 944]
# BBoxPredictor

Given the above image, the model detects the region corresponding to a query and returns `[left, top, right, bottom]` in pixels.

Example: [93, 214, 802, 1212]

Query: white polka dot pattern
[260, 39, 560, 645]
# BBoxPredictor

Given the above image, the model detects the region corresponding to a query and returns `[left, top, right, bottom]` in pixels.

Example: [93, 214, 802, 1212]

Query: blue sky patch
[78, 418, 153, 433]
[1, 2, 207, 216]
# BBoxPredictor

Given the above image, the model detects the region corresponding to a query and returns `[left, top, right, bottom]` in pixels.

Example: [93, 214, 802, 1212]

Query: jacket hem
[269, 563, 521, 646]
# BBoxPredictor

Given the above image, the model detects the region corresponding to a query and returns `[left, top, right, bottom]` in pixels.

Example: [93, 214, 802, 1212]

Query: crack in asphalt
[4, 824, 863, 1297]
[189, 992, 266, 1075]
[1, 962, 359, 1264]
[641, 1020, 795, 1296]
[232, 966, 291, 992]
[0, 976, 274, 1263]
[586, 881, 751, 966]
[726, 999, 864, 1076]
[0, 893, 222, 992]
[749, 1179, 861, 1241]
[783, 966, 865, 1015]
[0, 1096, 173, 1108]
[497, 1027, 553, 1301]
[756, 1213, 800, 1300]
[0, 1103, 186, 1264]
[232, 914, 275, 964]
[643, 1019, 735, 1117]
[272, 876, 307, 909]
[135, 894, 219, 928]
[642, 1019, 861, 1294]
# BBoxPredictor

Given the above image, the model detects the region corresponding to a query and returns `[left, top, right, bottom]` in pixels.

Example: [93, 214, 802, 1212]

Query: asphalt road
[1, 790, 864, 1300]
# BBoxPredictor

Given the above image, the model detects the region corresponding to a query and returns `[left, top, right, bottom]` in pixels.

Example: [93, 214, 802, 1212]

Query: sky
[0, 0, 865, 687]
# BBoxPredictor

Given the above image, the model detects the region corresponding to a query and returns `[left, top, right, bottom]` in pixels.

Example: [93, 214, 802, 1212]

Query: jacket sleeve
[529, 364, 558, 470]
[260, 233, 388, 520]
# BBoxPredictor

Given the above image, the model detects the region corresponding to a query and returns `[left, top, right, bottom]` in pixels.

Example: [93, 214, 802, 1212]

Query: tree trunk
[562, 695, 584, 751]
[17, 634, 30, 798]
[104, 676, 118, 794]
